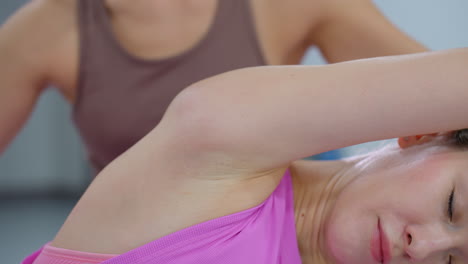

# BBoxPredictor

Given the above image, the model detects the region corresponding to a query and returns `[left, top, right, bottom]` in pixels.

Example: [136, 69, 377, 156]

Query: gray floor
[0, 198, 77, 264]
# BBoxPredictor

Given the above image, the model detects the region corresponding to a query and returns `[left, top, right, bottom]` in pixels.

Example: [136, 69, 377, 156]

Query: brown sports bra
[73, 0, 266, 172]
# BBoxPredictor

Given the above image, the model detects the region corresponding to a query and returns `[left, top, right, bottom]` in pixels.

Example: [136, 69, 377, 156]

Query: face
[324, 148, 468, 264]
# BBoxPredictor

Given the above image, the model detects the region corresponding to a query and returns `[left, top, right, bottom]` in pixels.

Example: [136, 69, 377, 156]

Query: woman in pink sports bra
[25, 48, 468, 264]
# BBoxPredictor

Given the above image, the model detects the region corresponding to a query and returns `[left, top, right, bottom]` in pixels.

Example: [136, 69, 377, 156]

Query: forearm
[168, 48, 468, 171]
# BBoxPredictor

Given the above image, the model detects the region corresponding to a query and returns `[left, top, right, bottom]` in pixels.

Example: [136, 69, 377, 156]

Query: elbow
[162, 83, 228, 149]
[161, 67, 256, 151]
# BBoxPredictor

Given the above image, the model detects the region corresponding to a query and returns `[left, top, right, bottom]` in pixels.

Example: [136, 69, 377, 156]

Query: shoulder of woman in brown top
[263, 0, 428, 63]
[0, 0, 77, 155]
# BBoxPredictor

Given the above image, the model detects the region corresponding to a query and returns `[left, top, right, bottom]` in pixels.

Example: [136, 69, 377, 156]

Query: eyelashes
[446, 189, 455, 264]
[448, 188, 455, 221]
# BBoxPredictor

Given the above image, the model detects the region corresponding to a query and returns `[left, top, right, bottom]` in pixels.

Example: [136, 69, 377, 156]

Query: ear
[397, 133, 440, 149]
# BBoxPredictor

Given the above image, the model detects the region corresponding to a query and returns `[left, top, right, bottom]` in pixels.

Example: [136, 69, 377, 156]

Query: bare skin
[0, 0, 426, 154]
[50, 49, 468, 263]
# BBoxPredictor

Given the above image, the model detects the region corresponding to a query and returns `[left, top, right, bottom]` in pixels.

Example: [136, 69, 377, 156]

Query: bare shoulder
[0, 0, 78, 95]
[269, 0, 329, 30]
[1, 0, 77, 55]
[25, 0, 77, 22]
[314, 0, 376, 14]
[302, 0, 426, 62]
[304, 0, 379, 32]
[250, 0, 324, 64]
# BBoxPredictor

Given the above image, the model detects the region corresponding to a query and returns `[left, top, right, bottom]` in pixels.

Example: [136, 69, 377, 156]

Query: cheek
[323, 183, 378, 263]
[324, 203, 375, 264]
[360, 162, 444, 215]
[394, 162, 449, 217]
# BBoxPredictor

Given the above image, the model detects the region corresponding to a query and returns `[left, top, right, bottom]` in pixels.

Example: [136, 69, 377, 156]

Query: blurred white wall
[1, 0, 467, 194]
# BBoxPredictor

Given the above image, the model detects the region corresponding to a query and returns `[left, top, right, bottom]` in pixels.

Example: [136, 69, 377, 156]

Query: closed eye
[448, 188, 455, 221]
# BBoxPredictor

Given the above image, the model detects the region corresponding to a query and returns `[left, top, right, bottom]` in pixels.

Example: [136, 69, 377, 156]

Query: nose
[404, 223, 455, 261]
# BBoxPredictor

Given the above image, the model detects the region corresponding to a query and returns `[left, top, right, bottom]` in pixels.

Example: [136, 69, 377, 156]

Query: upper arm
[160, 49, 468, 174]
[0, 0, 75, 153]
[308, 0, 428, 62]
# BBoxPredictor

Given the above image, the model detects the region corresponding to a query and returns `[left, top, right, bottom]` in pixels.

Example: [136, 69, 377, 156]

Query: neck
[291, 158, 363, 264]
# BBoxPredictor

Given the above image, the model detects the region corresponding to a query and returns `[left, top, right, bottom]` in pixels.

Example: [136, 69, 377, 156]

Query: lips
[370, 219, 383, 263]
[380, 220, 392, 263]
[371, 218, 392, 264]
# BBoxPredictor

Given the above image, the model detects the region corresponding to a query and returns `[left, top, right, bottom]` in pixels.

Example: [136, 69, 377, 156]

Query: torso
[47, 0, 322, 103]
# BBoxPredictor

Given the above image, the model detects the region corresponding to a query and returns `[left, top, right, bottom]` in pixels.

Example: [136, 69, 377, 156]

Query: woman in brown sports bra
[0, 0, 425, 173]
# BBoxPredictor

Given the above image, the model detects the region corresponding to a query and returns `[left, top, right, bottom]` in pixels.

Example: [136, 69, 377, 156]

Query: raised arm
[158, 49, 468, 174]
[0, 0, 71, 154]
[308, 0, 427, 62]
